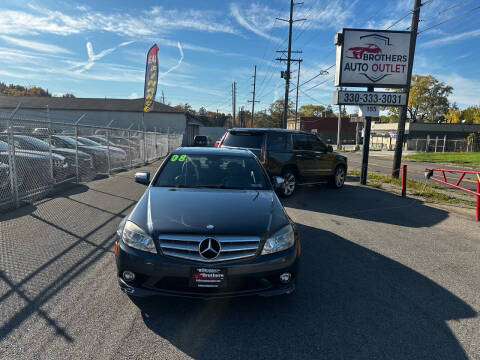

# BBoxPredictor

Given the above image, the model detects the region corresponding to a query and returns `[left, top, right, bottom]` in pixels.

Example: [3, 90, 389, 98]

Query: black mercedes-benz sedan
[115, 147, 300, 299]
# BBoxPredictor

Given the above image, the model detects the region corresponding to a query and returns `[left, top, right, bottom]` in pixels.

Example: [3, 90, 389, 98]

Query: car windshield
[222, 132, 264, 149]
[78, 137, 102, 146]
[154, 153, 269, 190]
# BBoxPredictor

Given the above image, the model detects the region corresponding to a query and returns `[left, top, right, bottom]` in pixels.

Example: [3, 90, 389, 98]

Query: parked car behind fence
[0, 114, 183, 210]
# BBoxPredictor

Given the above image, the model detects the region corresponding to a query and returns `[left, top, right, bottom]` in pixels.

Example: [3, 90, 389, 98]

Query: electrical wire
[418, 5, 480, 34]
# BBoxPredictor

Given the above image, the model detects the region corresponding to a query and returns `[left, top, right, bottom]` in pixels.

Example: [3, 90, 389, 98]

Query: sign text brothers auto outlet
[335, 28, 411, 88]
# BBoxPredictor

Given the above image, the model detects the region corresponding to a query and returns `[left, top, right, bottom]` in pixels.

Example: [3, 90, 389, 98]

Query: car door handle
[296, 154, 303, 158]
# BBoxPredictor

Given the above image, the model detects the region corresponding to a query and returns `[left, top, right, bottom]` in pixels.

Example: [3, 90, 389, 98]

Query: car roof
[172, 147, 254, 157]
[228, 127, 309, 134]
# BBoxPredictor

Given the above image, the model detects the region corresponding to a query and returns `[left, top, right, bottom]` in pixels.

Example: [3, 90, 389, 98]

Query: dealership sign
[334, 28, 411, 88]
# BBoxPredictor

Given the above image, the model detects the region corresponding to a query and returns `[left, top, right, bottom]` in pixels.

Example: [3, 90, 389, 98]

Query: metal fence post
[425, 135, 430, 152]
[154, 127, 157, 159]
[434, 136, 438, 152]
[75, 124, 79, 183]
[7, 104, 21, 207]
[143, 130, 147, 164]
[106, 129, 111, 174]
[415, 139, 418, 152]
[7, 119, 19, 207]
[48, 118, 54, 187]
[74, 114, 86, 184]
[167, 127, 170, 153]
[454, 140, 457, 152]
[442, 135, 446, 152]
[128, 130, 133, 168]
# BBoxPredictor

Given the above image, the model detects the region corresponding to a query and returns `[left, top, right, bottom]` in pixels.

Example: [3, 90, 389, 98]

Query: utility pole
[240, 106, 245, 127]
[232, 81, 236, 127]
[276, 0, 305, 129]
[294, 60, 302, 130]
[248, 65, 259, 127]
[392, 0, 421, 178]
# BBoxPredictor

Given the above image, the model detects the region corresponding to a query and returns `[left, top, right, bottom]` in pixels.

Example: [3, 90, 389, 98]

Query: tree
[253, 110, 276, 128]
[173, 103, 196, 114]
[444, 103, 461, 123]
[0, 82, 52, 97]
[62, 93, 76, 98]
[461, 105, 480, 124]
[298, 104, 325, 117]
[269, 99, 294, 127]
[388, 74, 453, 122]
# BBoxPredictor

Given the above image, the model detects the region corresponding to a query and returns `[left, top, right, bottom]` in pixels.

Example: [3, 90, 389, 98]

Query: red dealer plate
[190, 268, 227, 288]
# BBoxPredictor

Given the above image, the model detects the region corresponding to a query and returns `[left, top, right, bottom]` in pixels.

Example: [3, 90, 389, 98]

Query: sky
[0, 0, 479, 114]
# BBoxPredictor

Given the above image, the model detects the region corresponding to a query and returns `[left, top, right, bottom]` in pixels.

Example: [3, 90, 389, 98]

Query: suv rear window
[267, 133, 290, 152]
[222, 132, 264, 149]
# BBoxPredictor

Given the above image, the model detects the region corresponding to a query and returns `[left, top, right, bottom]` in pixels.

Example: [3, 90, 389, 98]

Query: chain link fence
[0, 111, 183, 210]
[405, 137, 480, 152]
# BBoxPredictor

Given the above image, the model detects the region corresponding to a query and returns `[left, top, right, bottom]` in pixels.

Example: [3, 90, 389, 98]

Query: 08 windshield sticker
[170, 154, 187, 162]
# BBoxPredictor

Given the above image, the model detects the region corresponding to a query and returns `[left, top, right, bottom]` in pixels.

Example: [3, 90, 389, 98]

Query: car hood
[128, 187, 289, 237]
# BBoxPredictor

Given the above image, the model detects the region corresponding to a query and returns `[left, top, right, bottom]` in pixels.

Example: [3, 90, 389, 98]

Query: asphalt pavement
[346, 151, 479, 192]
[0, 161, 479, 359]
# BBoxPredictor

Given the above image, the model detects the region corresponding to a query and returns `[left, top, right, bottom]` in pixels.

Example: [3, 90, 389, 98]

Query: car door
[292, 134, 319, 179]
[309, 135, 334, 177]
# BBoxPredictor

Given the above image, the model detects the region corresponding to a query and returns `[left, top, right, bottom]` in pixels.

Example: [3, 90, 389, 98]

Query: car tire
[278, 169, 296, 197]
[329, 165, 346, 189]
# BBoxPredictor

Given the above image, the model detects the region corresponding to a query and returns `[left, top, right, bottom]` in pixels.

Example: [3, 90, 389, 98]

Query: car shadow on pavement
[281, 183, 449, 228]
[131, 225, 476, 360]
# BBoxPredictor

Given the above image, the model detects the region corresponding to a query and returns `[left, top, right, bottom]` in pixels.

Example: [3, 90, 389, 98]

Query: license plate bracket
[190, 267, 227, 288]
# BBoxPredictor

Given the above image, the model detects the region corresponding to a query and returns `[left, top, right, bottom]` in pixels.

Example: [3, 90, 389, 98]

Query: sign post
[334, 26, 411, 184]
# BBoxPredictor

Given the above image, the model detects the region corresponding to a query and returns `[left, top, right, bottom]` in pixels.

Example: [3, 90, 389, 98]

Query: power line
[418, 4, 480, 34]
[437, 0, 472, 15]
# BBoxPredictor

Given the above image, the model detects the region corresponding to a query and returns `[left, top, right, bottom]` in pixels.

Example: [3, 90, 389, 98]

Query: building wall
[198, 127, 228, 141]
[0, 108, 186, 134]
[288, 116, 357, 144]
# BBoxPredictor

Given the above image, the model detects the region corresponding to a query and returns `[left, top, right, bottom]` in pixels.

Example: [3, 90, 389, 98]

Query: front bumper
[115, 240, 299, 299]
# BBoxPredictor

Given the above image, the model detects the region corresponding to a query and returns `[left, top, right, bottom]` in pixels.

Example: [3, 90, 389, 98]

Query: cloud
[422, 29, 480, 47]
[230, 3, 281, 42]
[74, 41, 134, 73]
[0, 5, 238, 38]
[0, 35, 72, 54]
[129, 92, 139, 99]
[437, 73, 480, 108]
[159, 42, 184, 79]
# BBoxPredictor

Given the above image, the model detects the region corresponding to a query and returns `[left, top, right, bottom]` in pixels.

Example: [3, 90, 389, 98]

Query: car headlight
[121, 220, 156, 254]
[53, 159, 66, 168]
[261, 224, 295, 255]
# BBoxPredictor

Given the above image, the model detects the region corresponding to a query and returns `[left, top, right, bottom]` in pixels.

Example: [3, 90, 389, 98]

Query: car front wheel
[329, 165, 346, 189]
[279, 170, 296, 197]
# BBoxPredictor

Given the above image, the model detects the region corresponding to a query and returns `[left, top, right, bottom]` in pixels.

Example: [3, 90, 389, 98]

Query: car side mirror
[327, 145, 333, 152]
[273, 176, 285, 189]
[135, 172, 150, 185]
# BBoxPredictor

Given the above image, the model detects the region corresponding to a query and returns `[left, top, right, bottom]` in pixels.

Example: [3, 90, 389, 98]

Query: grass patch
[348, 170, 475, 207]
[404, 152, 480, 169]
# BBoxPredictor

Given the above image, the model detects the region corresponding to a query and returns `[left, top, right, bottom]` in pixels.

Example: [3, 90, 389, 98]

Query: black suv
[219, 128, 347, 196]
